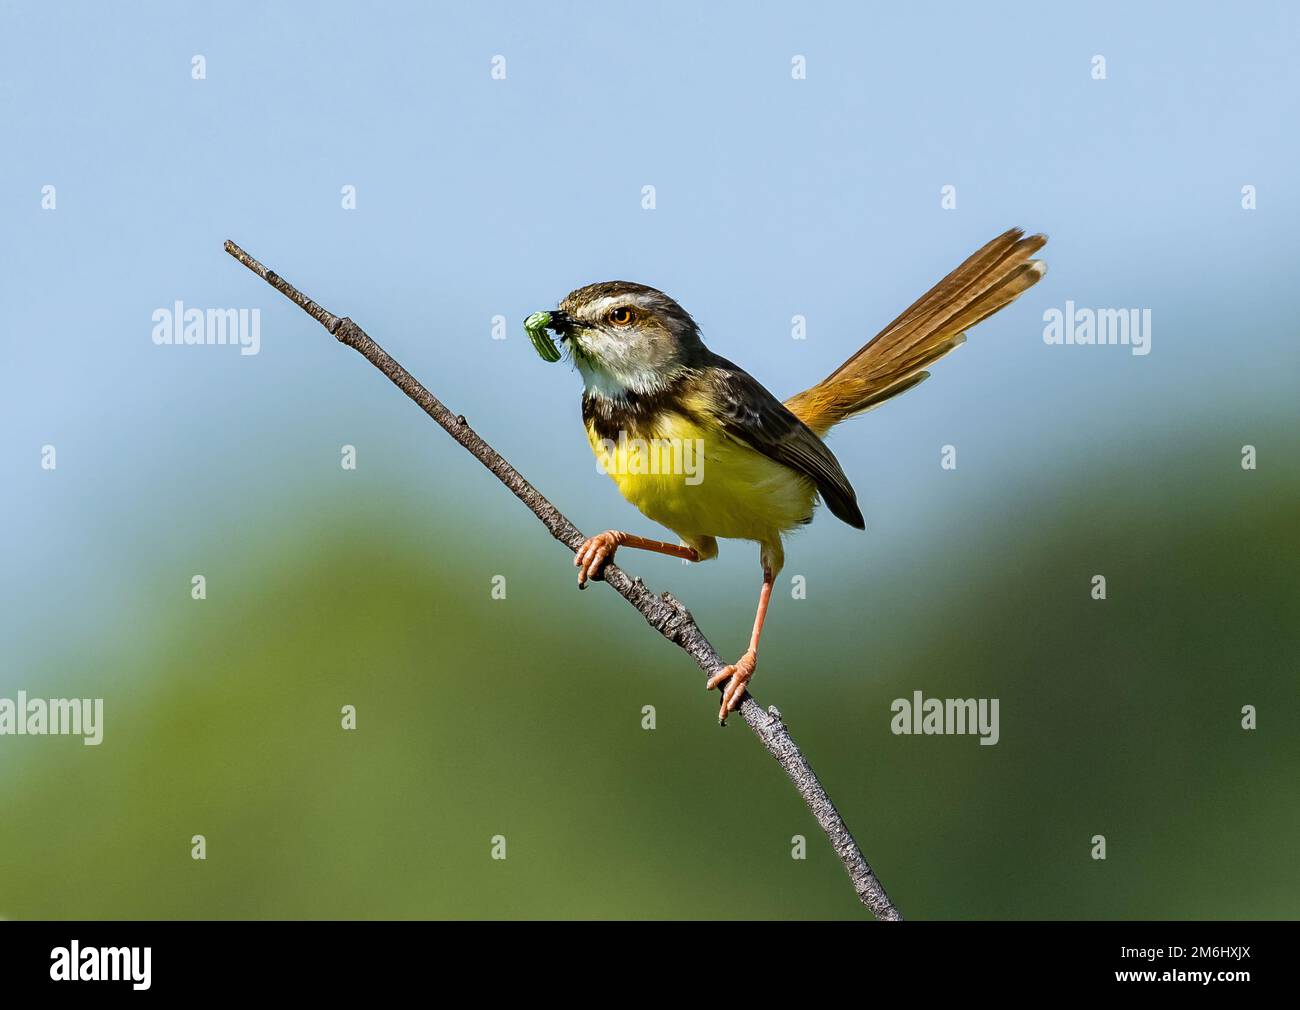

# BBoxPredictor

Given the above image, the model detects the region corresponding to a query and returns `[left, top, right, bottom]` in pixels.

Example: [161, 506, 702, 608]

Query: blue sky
[3, 0, 1298, 656]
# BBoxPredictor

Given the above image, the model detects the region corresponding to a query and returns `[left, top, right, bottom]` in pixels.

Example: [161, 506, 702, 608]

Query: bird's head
[537, 281, 704, 397]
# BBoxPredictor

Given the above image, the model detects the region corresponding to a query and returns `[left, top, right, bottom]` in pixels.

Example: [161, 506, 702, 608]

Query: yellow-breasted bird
[531, 227, 1046, 721]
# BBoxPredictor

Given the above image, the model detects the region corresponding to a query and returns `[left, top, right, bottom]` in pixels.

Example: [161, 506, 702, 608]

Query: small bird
[532, 228, 1046, 721]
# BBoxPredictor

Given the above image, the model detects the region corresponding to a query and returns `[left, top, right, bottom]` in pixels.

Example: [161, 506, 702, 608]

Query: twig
[224, 240, 903, 921]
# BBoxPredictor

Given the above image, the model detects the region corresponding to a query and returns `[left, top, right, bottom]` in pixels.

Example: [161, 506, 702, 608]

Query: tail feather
[785, 227, 1047, 436]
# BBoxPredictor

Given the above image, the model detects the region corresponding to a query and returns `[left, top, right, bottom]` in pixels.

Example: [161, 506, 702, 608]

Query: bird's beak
[545, 310, 575, 338]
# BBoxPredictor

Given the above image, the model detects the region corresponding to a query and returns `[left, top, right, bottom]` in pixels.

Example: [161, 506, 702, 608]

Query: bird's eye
[608, 306, 636, 327]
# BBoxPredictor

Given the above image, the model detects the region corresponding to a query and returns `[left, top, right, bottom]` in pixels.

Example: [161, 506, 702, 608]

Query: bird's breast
[581, 393, 817, 542]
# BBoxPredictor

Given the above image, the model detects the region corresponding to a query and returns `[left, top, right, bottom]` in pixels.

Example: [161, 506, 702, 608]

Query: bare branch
[224, 240, 903, 921]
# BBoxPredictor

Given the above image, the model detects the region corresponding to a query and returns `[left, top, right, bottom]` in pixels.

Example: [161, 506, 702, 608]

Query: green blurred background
[3, 421, 1297, 919]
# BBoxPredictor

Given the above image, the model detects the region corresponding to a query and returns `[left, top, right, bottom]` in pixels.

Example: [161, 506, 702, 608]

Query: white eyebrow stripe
[583, 295, 625, 317]
[582, 293, 654, 319]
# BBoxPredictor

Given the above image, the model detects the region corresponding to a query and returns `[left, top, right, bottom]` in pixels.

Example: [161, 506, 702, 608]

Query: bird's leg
[574, 531, 699, 589]
[707, 566, 774, 723]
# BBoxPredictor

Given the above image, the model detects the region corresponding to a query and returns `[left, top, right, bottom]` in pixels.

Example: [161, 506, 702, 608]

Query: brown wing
[695, 354, 864, 530]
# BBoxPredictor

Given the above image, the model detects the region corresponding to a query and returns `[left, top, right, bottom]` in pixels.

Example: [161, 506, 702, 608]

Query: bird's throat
[574, 354, 673, 401]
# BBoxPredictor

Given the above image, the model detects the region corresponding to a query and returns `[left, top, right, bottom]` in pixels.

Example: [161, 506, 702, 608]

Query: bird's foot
[575, 530, 626, 589]
[707, 650, 757, 724]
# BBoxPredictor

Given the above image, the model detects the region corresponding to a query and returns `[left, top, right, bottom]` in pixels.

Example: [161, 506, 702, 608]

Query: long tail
[784, 227, 1047, 437]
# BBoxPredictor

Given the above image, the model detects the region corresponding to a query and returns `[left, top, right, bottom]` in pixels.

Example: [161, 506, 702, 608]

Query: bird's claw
[575, 531, 624, 589]
[707, 650, 757, 724]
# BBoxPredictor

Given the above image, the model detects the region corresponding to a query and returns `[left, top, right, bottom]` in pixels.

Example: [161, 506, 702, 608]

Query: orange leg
[574, 530, 700, 589]
[706, 566, 774, 723]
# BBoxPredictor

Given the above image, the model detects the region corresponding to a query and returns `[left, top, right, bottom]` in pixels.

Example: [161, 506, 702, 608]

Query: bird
[531, 227, 1047, 721]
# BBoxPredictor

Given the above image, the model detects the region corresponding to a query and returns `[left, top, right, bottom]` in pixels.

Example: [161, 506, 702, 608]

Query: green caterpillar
[523, 311, 561, 363]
